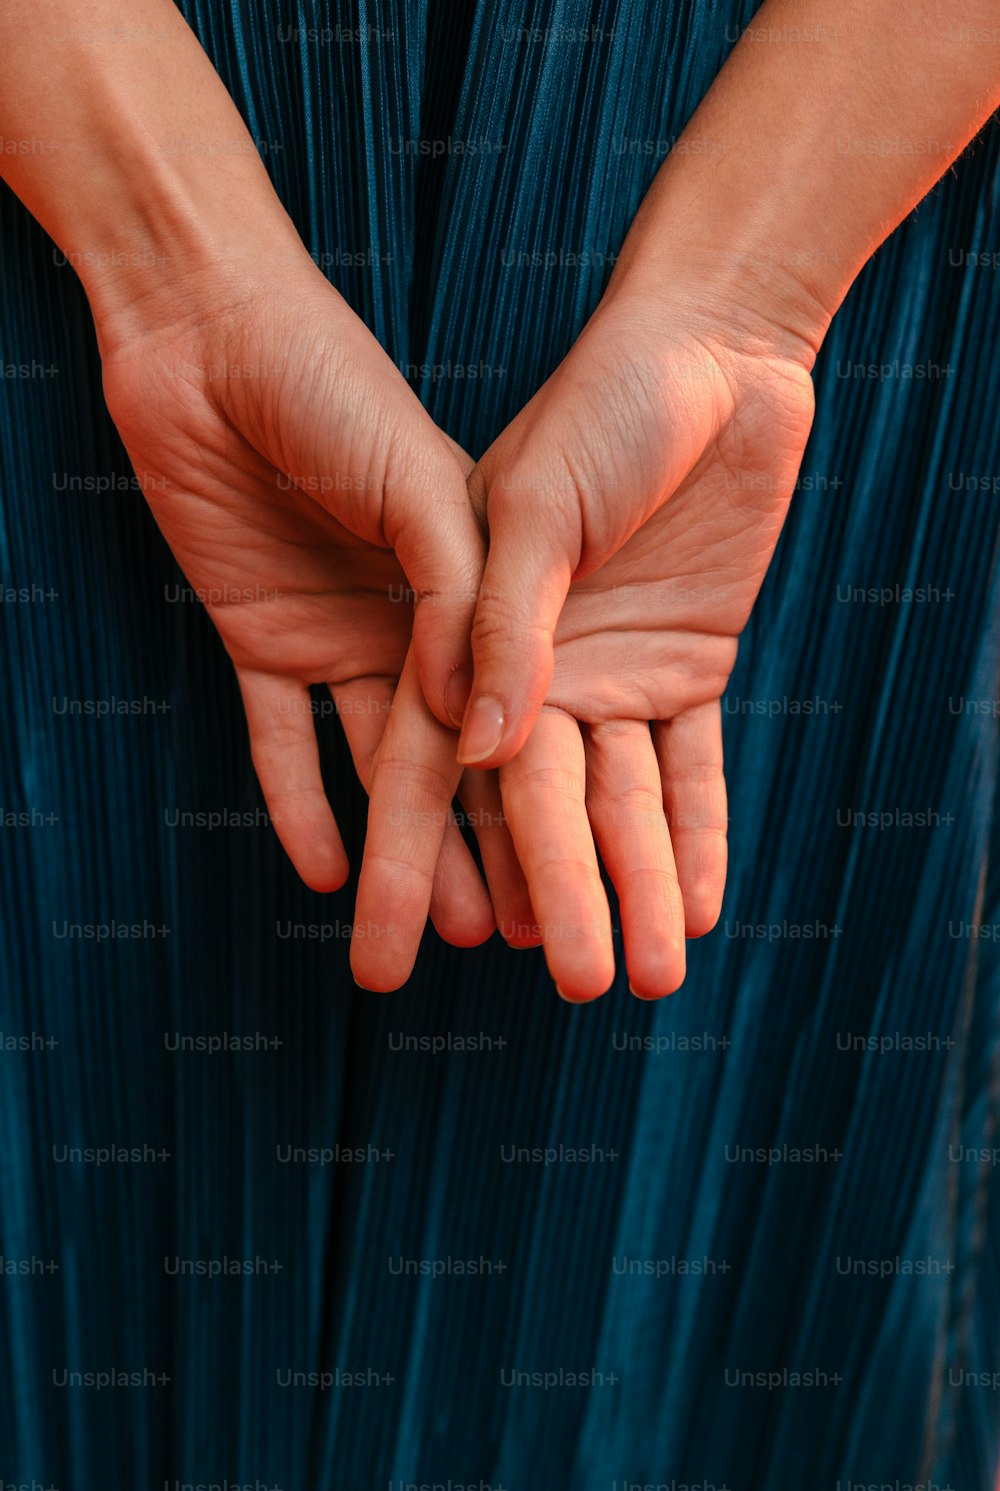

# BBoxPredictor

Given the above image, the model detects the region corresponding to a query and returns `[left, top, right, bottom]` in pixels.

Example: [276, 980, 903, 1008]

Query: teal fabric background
[1, 2, 999, 1486]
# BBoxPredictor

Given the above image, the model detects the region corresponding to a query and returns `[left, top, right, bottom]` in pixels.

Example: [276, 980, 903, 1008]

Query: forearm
[0, 0, 306, 343]
[612, 0, 1000, 354]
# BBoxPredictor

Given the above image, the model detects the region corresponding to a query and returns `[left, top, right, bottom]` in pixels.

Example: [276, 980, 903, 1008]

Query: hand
[97, 250, 533, 953]
[365, 280, 817, 998]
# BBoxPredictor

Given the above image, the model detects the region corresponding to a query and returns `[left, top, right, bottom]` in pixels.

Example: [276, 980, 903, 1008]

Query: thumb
[455, 464, 578, 769]
[384, 430, 485, 732]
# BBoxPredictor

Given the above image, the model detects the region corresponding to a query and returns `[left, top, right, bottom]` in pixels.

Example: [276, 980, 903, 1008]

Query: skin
[2, 0, 999, 997]
[0, 0, 537, 961]
[359, 283, 817, 994]
[99, 265, 538, 957]
[370, 0, 1000, 996]
[457, 0, 1000, 765]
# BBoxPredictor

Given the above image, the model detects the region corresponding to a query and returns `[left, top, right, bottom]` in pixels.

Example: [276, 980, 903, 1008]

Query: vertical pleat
[1, 1, 999, 1487]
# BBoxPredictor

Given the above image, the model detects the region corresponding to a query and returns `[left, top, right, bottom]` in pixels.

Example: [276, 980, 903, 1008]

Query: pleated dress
[1, 2, 999, 1486]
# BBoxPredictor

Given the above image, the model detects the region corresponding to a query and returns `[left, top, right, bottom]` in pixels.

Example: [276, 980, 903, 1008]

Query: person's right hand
[363, 275, 819, 998]
[95, 247, 533, 955]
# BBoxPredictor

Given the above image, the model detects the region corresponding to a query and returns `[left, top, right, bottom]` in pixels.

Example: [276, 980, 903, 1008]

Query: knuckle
[596, 783, 664, 819]
[505, 761, 584, 800]
[470, 606, 553, 657]
[365, 850, 436, 891]
[371, 754, 455, 803]
[667, 763, 725, 787]
[469, 607, 519, 653]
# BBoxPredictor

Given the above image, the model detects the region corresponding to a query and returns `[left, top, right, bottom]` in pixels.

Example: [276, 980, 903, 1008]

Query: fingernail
[457, 695, 504, 764]
[444, 665, 473, 728]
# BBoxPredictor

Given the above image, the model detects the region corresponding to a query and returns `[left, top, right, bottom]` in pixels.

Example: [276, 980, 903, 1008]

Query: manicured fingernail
[457, 695, 504, 764]
[444, 665, 473, 728]
[555, 985, 569, 1001]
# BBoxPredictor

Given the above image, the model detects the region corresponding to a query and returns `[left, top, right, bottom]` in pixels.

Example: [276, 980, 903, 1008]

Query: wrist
[0, 0, 313, 356]
[83, 191, 313, 365]
[602, 0, 1000, 369]
[606, 182, 836, 373]
[72, 125, 311, 358]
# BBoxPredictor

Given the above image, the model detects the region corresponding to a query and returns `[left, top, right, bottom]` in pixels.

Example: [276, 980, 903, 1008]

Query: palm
[125, 419, 413, 691]
[462, 299, 816, 999]
[549, 342, 813, 721]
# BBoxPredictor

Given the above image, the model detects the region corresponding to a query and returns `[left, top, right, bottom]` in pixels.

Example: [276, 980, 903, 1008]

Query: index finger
[352, 648, 468, 990]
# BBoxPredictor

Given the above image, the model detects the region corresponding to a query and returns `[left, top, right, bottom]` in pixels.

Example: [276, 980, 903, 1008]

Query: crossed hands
[97, 241, 816, 1000]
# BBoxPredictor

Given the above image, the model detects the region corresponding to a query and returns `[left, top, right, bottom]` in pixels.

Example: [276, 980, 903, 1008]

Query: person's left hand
[96, 253, 536, 961]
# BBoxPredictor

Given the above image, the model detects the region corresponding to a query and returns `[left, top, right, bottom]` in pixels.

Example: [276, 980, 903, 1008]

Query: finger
[427, 816, 496, 949]
[455, 768, 541, 949]
[332, 680, 494, 952]
[236, 669, 348, 893]
[585, 720, 686, 999]
[653, 701, 728, 937]
[325, 677, 395, 792]
[499, 710, 614, 1000]
[456, 467, 577, 770]
[383, 434, 486, 735]
[353, 649, 474, 990]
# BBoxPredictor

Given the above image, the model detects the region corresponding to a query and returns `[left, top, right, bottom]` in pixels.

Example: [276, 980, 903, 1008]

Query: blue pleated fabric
[1, 2, 999, 1486]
